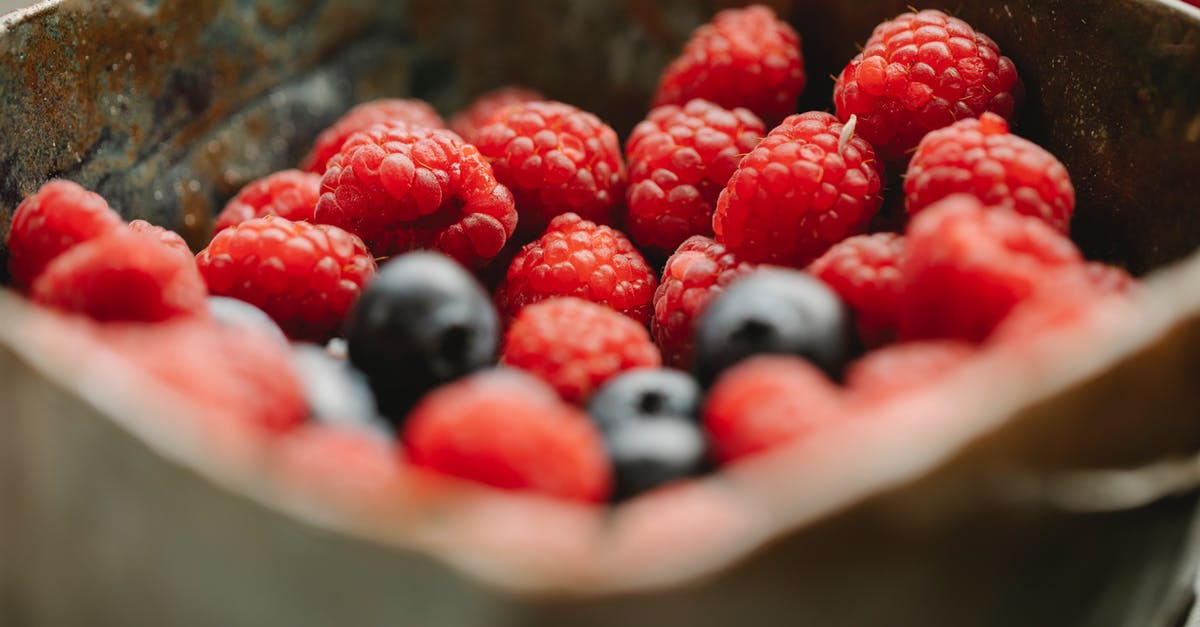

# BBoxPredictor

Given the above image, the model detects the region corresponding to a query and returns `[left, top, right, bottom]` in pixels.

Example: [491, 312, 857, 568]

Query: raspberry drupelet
[904, 112, 1075, 233]
[196, 216, 377, 342]
[653, 5, 805, 126]
[6, 179, 124, 291]
[213, 169, 322, 234]
[313, 124, 518, 267]
[473, 101, 625, 239]
[449, 86, 544, 144]
[624, 99, 766, 258]
[807, 233, 907, 348]
[494, 213, 657, 325]
[502, 297, 662, 404]
[652, 236, 755, 369]
[713, 111, 885, 268]
[833, 9, 1021, 164]
[301, 98, 446, 174]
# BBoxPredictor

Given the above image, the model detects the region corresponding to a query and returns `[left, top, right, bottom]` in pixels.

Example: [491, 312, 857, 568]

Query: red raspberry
[713, 111, 885, 267]
[905, 113, 1074, 232]
[301, 99, 446, 174]
[6, 179, 124, 290]
[269, 424, 404, 511]
[127, 219, 191, 256]
[501, 297, 662, 403]
[1081, 262, 1137, 295]
[899, 195, 1084, 343]
[32, 230, 206, 322]
[449, 86, 543, 144]
[213, 170, 322, 234]
[196, 217, 376, 342]
[653, 5, 805, 126]
[988, 275, 1134, 346]
[807, 233, 906, 347]
[624, 99, 766, 257]
[833, 9, 1021, 164]
[494, 213, 657, 325]
[652, 236, 755, 368]
[402, 368, 612, 502]
[703, 355, 845, 464]
[474, 101, 625, 238]
[845, 340, 975, 400]
[313, 124, 518, 267]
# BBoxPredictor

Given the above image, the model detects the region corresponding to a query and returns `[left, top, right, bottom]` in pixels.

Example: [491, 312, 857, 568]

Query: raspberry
[494, 213, 657, 325]
[807, 233, 906, 347]
[833, 9, 1021, 163]
[988, 276, 1133, 346]
[713, 111, 885, 267]
[845, 340, 975, 400]
[1081, 261, 1137, 295]
[501, 297, 662, 403]
[269, 424, 404, 510]
[127, 219, 191, 256]
[652, 236, 755, 368]
[196, 216, 376, 342]
[314, 124, 518, 267]
[624, 99, 766, 257]
[402, 368, 612, 502]
[653, 5, 805, 126]
[213, 170, 322, 234]
[899, 195, 1084, 342]
[449, 86, 543, 144]
[301, 99, 446, 174]
[904, 113, 1074, 232]
[474, 101, 625, 238]
[702, 355, 845, 464]
[6, 179, 124, 290]
[32, 230, 207, 322]
[102, 319, 307, 435]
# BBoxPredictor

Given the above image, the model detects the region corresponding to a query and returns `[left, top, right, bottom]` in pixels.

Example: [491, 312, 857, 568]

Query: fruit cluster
[4, 6, 1136, 506]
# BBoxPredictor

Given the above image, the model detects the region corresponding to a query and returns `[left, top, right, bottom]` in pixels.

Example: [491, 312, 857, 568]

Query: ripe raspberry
[494, 213, 657, 325]
[833, 9, 1021, 164]
[402, 368, 612, 502]
[845, 340, 975, 400]
[713, 111, 885, 267]
[196, 217, 376, 342]
[6, 179, 124, 290]
[32, 230, 206, 322]
[474, 101, 625, 238]
[653, 5, 805, 126]
[703, 355, 845, 464]
[1081, 262, 1137, 295]
[301, 99, 446, 174]
[449, 86, 543, 144]
[127, 219, 191, 256]
[502, 297, 662, 403]
[314, 125, 518, 267]
[807, 233, 906, 347]
[652, 236, 755, 368]
[624, 99, 766, 258]
[905, 113, 1074, 232]
[988, 275, 1134, 346]
[899, 195, 1084, 343]
[269, 424, 404, 510]
[213, 170, 322, 234]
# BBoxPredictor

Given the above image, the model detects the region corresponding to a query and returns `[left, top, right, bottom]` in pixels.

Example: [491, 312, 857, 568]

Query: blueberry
[587, 368, 708, 500]
[291, 344, 388, 432]
[207, 296, 287, 344]
[692, 268, 858, 386]
[344, 252, 499, 426]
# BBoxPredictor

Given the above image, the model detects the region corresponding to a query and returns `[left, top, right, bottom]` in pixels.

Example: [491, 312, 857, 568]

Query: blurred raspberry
[807, 233, 906, 347]
[624, 99, 765, 258]
[845, 340, 975, 400]
[449, 86, 543, 144]
[301, 99, 446, 174]
[652, 236, 755, 368]
[653, 5, 805, 126]
[495, 213, 657, 325]
[196, 217, 376, 342]
[126, 220, 191, 256]
[270, 423, 405, 511]
[502, 297, 662, 403]
[314, 124, 517, 267]
[714, 111, 885, 267]
[474, 101, 625, 238]
[402, 368, 612, 502]
[833, 9, 1021, 164]
[6, 180, 124, 291]
[905, 113, 1074, 232]
[213, 170, 322, 234]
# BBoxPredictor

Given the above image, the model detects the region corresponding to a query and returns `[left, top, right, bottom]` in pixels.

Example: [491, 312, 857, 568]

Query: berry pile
[2, 5, 1140, 507]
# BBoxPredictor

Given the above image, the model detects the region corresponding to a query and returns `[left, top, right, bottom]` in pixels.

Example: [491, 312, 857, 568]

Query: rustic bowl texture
[2, 1, 1200, 626]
